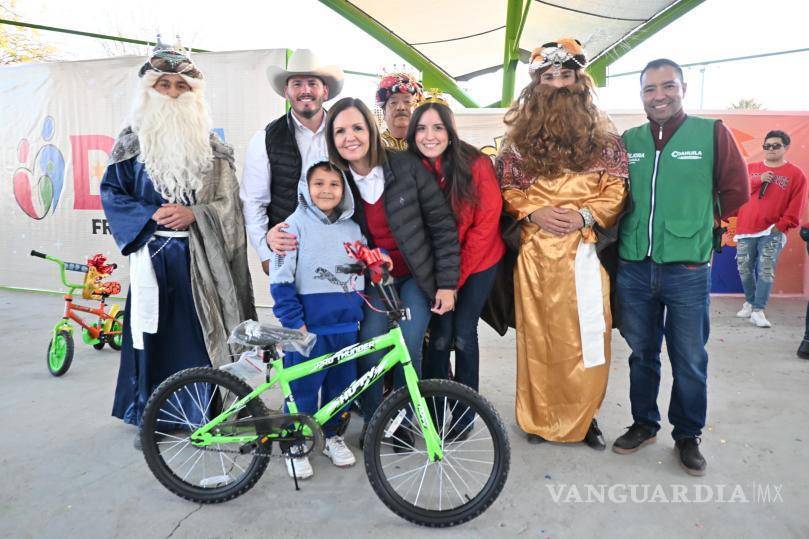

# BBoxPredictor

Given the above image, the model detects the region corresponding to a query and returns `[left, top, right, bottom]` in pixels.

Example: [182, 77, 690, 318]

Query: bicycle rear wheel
[141, 367, 271, 504]
[364, 379, 510, 527]
[108, 310, 124, 351]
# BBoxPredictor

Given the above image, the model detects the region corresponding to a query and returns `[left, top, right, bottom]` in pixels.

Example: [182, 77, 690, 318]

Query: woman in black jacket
[324, 97, 460, 428]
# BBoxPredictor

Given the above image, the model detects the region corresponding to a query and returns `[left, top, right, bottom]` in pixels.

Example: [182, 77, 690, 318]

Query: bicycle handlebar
[30, 250, 86, 290]
[30, 250, 89, 273]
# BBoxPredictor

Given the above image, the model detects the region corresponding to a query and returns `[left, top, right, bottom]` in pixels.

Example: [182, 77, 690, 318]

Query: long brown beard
[504, 78, 613, 179]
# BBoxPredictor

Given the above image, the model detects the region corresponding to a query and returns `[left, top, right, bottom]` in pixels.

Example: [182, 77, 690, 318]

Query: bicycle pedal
[238, 440, 272, 456]
[238, 442, 259, 455]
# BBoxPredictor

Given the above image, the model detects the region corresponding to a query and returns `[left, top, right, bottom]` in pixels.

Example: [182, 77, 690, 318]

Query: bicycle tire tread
[141, 367, 271, 504]
[363, 379, 510, 527]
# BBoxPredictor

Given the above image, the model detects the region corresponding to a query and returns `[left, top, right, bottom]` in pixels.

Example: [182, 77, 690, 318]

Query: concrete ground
[1, 288, 808, 539]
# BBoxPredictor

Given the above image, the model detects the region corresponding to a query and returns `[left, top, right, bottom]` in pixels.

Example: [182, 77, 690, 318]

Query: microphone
[759, 173, 772, 199]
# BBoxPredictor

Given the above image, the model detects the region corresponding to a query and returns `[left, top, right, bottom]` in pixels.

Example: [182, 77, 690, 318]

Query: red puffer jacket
[422, 155, 506, 288]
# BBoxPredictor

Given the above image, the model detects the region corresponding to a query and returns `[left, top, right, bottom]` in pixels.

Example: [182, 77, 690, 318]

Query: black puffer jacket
[347, 151, 460, 299]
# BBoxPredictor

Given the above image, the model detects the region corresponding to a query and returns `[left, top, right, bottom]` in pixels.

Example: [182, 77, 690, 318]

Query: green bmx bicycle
[140, 242, 510, 527]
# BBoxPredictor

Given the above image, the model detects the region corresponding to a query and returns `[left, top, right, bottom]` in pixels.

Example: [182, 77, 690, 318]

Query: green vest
[619, 116, 716, 264]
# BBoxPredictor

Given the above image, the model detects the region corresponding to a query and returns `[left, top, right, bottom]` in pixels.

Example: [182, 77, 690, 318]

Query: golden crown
[419, 88, 449, 107]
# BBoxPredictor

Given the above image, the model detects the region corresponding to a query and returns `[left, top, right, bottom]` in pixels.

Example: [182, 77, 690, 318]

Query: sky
[7, 0, 809, 111]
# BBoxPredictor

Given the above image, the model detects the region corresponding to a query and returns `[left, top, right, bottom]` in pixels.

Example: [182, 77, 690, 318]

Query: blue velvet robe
[101, 157, 211, 427]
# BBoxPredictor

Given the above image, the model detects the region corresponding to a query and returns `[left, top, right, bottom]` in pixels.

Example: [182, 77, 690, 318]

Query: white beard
[131, 88, 214, 204]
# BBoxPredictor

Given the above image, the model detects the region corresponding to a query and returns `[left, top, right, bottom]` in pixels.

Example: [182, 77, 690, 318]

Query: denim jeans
[423, 262, 500, 429]
[735, 230, 785, 310]
[617, 259, 711, 440]
[283, 331, 357, 437]
[356, 276, 432, 423]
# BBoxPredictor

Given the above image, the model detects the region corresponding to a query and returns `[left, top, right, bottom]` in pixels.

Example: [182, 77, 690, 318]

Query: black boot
[583, 419, 606, 450]
[797, 339, 809, 359]
[359, 422, 367, 451]
[446, 422, 473, 443]
[527, 433, 546, 444]
[390, 425, 414, 454]
[675, 437, 707, 476]
[612, 423, 656, 454]
[361, 423, 414, 453]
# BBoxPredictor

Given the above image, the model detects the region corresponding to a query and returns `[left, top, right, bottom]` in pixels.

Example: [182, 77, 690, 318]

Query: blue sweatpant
[283, 330, 358, 437]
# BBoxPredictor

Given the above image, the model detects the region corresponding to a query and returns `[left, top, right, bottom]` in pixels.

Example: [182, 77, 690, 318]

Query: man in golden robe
[496, 39, 628, 449]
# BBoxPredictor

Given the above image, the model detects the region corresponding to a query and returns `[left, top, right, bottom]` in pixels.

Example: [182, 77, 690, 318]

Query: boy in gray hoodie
[270, 161, 366, 479]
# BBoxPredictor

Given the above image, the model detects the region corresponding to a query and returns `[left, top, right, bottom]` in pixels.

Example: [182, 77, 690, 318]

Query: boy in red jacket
[734, 130, 807, 328]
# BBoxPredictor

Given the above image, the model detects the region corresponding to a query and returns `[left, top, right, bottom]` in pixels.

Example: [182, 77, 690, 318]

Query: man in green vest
[612, 59, 749, 476]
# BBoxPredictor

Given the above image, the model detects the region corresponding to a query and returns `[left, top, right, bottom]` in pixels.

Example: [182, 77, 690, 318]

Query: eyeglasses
[762, 143, 784, 150]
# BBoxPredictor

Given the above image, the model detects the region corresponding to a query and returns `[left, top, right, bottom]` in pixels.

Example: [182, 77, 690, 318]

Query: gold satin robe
[501, 157, 627, 442]
[381, 129, 408, 151]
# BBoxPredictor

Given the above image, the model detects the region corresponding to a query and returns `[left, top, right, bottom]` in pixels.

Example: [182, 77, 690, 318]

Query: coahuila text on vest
[671, 150, 704, 160]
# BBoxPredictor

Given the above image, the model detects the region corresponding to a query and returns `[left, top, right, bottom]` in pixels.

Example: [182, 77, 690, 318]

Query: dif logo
[13, 115, 113, 220]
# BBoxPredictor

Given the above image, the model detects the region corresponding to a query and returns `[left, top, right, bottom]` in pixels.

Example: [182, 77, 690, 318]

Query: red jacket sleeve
[776, 168, 807, 233]
[458, 157, 504, 288]
[714, 121, 750, 218]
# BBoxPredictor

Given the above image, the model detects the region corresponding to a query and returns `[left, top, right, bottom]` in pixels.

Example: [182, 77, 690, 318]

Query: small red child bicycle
[31, 250, 125, 376]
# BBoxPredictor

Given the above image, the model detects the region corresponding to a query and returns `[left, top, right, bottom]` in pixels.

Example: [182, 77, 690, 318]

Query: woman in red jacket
[406, 99, 506, 440]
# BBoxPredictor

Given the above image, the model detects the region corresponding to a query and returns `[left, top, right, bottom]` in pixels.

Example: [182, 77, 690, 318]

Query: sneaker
[736, 302, 753, 318]
[285, 455, 314, 479]
[323, 435, 356, 467]
[675, 437, 707, 476]
[612, 423, 656, 454]
[750, 310, 772, 328]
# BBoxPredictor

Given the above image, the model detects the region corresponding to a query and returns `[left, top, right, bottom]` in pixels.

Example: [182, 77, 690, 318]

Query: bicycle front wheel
[141, 367, 271, 504]
[364, 379, 510, 527]
[47, 330, 74, 377]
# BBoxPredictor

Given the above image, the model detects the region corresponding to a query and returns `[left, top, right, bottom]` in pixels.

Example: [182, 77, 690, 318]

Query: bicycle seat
[228, 320, 316, 354]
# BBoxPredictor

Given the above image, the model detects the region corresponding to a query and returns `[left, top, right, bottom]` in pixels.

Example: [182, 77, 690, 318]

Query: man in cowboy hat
[240, 49, 344, 273]
[376, 71, 423, 150]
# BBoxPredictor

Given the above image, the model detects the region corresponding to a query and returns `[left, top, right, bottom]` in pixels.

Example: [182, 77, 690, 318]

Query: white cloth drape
[129, 230, 189, 349]
[574, 239, 606, 368]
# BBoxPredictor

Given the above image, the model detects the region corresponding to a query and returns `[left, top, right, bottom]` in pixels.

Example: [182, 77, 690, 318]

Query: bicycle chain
[169, 423, 318, 459]
[189, 433, 316, 459]
[156, 413, 324, 459]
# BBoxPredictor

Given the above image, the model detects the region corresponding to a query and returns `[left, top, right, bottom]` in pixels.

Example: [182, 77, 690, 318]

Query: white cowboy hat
[266, 49, 345, 99]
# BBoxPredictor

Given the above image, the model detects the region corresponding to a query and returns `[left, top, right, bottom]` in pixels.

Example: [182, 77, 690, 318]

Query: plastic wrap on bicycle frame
[227, 320, 317, 356]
